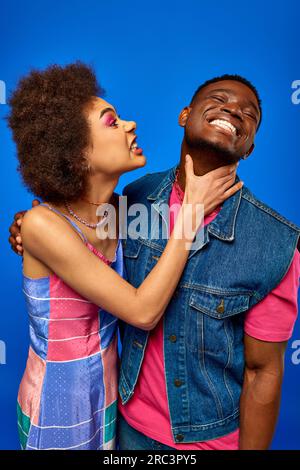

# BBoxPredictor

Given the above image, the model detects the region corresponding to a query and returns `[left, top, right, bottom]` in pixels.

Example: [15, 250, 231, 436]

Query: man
[116, 75, 300, 451]
[9, 75, 300, 450]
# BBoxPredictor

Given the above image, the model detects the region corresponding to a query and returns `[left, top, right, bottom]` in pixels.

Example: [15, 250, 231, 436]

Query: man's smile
[205, 114, 242, 138]
[209, 118, 237, 136]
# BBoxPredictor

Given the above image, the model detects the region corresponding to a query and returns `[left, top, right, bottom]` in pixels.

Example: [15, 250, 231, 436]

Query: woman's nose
[123, 120, 136, 132]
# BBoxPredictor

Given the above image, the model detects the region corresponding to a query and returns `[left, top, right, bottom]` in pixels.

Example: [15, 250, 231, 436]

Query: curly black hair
[8, 62, 104, 203]
[190, 74, 262, 130]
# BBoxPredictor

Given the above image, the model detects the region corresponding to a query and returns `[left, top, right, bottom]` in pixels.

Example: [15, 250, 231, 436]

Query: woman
[8, 62, 242, 450]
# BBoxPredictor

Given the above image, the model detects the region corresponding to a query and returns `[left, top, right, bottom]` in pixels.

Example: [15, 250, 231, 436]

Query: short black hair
[190, 74, 262, 129]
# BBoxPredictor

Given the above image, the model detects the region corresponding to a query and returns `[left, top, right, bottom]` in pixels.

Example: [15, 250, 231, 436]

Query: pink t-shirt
[119, 183, 300, 450]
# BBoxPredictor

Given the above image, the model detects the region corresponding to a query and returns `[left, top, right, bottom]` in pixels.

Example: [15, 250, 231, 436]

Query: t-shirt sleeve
[244, 249, 300, 342]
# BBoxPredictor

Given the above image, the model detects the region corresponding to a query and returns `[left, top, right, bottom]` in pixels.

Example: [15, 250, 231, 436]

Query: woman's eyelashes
[108, 114, 122, 127]
[103, 114, 119, 127]
[110, 119, 119, 127]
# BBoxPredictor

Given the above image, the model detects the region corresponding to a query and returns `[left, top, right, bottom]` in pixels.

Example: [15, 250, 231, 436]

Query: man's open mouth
[208, 118, 239, 136]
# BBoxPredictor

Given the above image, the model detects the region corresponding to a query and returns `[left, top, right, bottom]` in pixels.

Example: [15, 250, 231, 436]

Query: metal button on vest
[169, 335, 177, 343]
[216, 299, 225, 314]
[176, 434, 184, 442]
[174, 379, 183, 387]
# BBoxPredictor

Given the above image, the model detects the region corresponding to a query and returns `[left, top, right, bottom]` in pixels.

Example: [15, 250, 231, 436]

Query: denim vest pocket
[189, 290, 250, 319]
[123, 238, 142, 258]
[187, 289, 250, 354]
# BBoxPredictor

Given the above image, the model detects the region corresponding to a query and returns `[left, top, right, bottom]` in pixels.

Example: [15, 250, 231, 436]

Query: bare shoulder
[21, 204, 75, 246]
[22, 205, 60, 236]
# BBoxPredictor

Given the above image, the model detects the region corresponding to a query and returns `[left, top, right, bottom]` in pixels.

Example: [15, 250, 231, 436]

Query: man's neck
[176, 140, 238, 191]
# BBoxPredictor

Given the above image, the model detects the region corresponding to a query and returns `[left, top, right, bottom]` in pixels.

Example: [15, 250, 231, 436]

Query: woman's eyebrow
[99, 107, 117, 119]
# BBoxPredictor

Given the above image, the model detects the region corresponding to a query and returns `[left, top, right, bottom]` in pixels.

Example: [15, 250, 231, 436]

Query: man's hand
[8, 199, 40, 255]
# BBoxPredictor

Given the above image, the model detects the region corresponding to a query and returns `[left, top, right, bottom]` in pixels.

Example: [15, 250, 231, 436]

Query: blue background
[0, 0, 299, 450]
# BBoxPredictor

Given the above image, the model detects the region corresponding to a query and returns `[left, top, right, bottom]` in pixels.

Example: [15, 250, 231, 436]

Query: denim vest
[119, 166, 300, 443]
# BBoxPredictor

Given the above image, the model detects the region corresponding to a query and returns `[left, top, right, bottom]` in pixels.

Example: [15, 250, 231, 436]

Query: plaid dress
[17, 204, 122, 450]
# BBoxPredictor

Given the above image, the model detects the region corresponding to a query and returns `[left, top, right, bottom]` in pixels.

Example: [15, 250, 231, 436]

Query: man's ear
[178, 106, 192, 127]
[244, 143, 255, 159]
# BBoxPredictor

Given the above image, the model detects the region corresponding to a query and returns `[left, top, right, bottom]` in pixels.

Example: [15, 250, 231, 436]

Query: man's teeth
[210, 119, 237, 135]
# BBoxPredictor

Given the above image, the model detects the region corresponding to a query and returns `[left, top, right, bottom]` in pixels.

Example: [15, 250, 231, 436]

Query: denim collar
[147, 165, 242, 243]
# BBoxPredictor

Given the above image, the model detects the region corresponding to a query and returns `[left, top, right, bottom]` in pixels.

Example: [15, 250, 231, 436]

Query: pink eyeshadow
[103, 114, 115, 126]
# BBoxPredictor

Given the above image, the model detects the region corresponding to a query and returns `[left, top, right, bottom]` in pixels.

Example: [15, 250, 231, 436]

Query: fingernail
[16, 236, 21, 243]
[17, 219, 22, 226]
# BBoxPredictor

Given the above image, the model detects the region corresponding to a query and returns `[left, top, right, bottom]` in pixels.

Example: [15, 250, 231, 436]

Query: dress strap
[39, 203, 88, 244]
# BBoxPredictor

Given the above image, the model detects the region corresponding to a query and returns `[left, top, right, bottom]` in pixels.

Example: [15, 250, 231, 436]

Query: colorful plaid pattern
[17, 206, 122, 450]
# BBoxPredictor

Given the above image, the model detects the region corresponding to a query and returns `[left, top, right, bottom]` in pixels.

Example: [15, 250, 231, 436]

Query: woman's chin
[129, 154, 147, 169]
